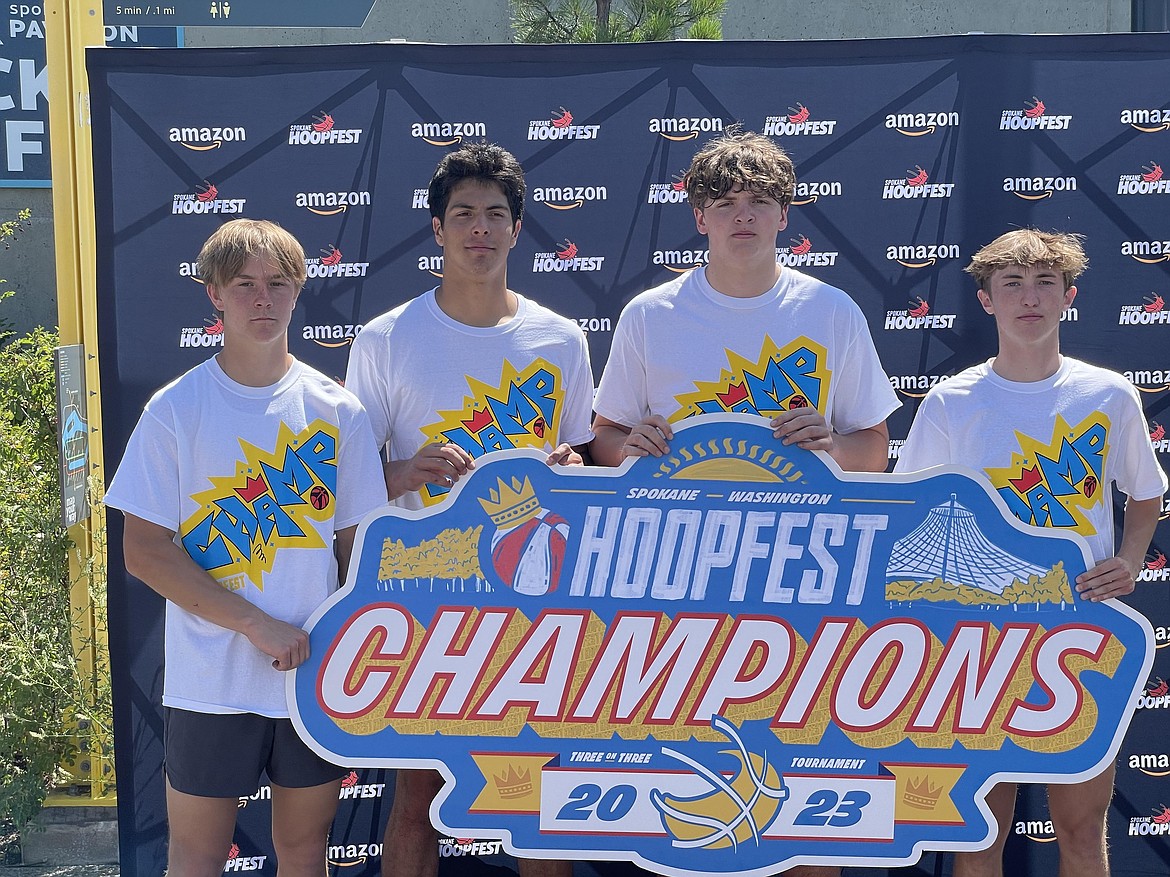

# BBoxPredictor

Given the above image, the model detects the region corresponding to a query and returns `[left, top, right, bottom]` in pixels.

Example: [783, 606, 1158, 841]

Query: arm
[122, 514, 309, 670]
[547, 443, 591, 467]
[1074, 496, 1162, 601]
[770, 408, 890, 473]
[590, 413, 673, 467]
[383, 442, 476, 500]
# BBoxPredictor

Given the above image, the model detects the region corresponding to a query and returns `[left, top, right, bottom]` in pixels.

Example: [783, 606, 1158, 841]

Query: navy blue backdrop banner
[88, 34, 1170, 877]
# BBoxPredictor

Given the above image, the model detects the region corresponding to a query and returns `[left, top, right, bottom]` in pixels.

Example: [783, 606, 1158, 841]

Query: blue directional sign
[290, 415, 1153, 875]
[103, 0, 377, 27]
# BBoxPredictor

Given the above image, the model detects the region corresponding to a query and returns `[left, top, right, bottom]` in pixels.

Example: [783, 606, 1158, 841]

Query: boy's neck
[989, 342, 1063, 383]
[435, 279, 518, 328]
[216, 345, 293, 387]
[703, 258, 783, 299]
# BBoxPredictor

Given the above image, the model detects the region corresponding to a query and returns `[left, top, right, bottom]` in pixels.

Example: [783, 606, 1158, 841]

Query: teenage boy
[896, 229, 1166, 877]
[591, 128, 898, 877]
[592, 128, 897, 472]
[105, 219, 388, 877]
[345, 142, 594, 877]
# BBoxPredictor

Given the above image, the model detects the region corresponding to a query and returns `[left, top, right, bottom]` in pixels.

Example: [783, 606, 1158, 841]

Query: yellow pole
[45, 0, 113, 802]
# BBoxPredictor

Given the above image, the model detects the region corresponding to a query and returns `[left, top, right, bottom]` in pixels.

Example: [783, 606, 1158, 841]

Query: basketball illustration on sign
[479, 476, 569, 596]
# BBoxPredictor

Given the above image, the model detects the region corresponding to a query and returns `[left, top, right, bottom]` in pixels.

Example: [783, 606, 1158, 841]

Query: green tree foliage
[511, 0, 725, 43]
[0, 210, 108, 842]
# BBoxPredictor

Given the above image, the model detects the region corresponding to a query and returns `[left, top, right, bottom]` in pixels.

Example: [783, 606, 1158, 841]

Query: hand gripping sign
[290, 415, 1153, 876]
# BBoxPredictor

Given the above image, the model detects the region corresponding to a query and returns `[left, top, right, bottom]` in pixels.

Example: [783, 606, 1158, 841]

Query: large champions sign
[290, 418, 1152, 875]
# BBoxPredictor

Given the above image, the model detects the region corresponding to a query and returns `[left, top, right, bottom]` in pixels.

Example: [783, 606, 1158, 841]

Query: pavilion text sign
[291, 416, 1152, 875]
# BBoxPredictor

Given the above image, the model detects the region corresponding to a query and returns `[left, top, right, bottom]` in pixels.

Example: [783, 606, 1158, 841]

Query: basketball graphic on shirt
[479, 476, 568, 596]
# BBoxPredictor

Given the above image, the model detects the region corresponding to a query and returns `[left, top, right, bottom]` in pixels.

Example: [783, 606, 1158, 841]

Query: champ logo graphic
[776, 234, 837, 268]
[327, 841, 383, 868]
[1002, 174, 1078, 200]
[648, 176, 689, 204]
[887, 243, 960, 269]
[1117, 162, 1169, 195]
[762, 103, 838, 137]
[179, 315, 224, 349]
[1129, 753, 1170, 777]
[1118, 293, 1168, 325]
[884, 298, 957, 331]
[302, 322, 363, 349]
[649, 115, 724, 141]
[1128, 804, 1170, 837]
[653, 248, 709, 273]
[288, 111, 363, 145]
[532, 239, 604, 273]
[1139, 677, 1170, 710]
[532, 184, 608, 210]
[671, 336, 829, 422]
[418, 254, 444, 277]
[984, 412, 1108, 536]
[528, 107, 600, 141]
[411, 120, 488, 146]
[172, 180, 246, 216]
[168, 124, 246, 151]
[178, 421, 339, 590]
[417, 359, 566, 505]
[291, 417, 1152, 875]
[1014, 819, 1057, 843]
[179, 261, 203, 283]
[295, 190, 371, 216]
[305, 245, 369, 280]
[885, 109, 960, 136]
[791, 180, 843, 206]
[999, 97, 1072, 130]
[1139, 551, 1170, 584]
[882, 166, 954, 199]
[1122, 107, 1170, 132]
[1122, 238, 1170, 264]
[888, 374, 951, 400]
[224, 843, 267, 873]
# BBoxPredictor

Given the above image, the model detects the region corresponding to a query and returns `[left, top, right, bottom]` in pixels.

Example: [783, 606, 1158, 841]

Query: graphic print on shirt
[179, 420, 339, 590]
[420, 359, 565, 505]
[984, 412, 1110, 536]
[670, 335, 831, 422]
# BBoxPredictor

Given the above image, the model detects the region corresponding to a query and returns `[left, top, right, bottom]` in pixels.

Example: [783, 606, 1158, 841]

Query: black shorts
[164, 707, 347, 798]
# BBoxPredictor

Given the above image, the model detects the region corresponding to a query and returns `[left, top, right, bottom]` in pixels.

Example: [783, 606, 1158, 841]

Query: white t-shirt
[345, 289, 595, 509]
[105, 357, 387, 717]
[895, 357, 1167, 563]
[593, 266, 899, 434]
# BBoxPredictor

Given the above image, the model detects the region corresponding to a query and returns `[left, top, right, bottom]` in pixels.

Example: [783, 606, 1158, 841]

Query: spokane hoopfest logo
[1140, 551, 1170, 584]
[984, 412, 1109, 537]
[438, 839, 505, 859]
[1123, 238, 1170, 264]
[1152, 422, 1170, 453]
[337, 770, 386, 800]
[410, 119, 488, 146]
[1129, 753, 1170, 777]
[888, 374, 952, 399]
[762, 103, 838, 136]
[881, 166, 954, 199]
[305, 246, 369, 280]
[1118, 293, 1168, 325]
[178, 421, 339, 590]
[179, 315, 224, 349]
[1118, 162, 1169, 195]
[1014, 819, 1057, 844]
[648, 115, 724, 141]
[653, 248, 709, 273]
[671, 335, 829, 421]
[885, 109, 960, 136]
[776, 235, 838, 268]
[1002, 174, 1078, 200]
[172, 181, 245, 216]
[888, 438, 904, 461]
[418, 359, 568, 505]
[288, 112, 363, 146]
[647, 176, 689, 205]
[302, 322, 362, 349]
[1139, 677, 1170, 710]
[1128, 804, 1170, 837]
[791, 180, 843, 206]
[884, 298, 957, 331]
[1122, 108, 1170, 133]
[527, 107, 600, 141]
[532, 184, 607, 210]
[887, 242, 960, 269]
[296, 190, 371, 216]
[999, 97, 1072, 131]
[223, 843, 267, 873]
[532, 239, 604, 273]
[168, 124, 247, 151]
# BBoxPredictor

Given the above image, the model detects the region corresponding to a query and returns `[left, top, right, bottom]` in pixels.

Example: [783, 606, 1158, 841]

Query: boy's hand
[1075, 556, 1138, 602]
[547, 443, 583, 466]
[388, 442, 475, 497]
[621, 415, 673, 458]
[770, 408, 834, 452]
[244, 616, 311, 670]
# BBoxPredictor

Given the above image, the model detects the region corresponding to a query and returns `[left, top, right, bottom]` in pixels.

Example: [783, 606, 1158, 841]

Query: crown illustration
[479, 476, 541, 528]
[903, 775, 943, 811]
[493, 765, 533, 800]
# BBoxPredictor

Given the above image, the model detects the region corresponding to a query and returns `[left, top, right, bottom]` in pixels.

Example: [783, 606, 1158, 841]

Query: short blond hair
[965, 229, 1087, 290]
[684, 128, 796, 209]
[198, 219, 307, 291]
